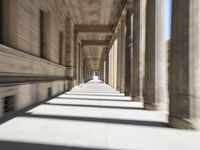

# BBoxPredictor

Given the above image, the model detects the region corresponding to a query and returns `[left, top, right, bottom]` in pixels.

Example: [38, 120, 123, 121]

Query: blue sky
[165, 0, 172, 40]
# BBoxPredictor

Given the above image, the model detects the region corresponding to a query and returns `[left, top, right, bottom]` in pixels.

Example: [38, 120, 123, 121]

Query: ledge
[0, 44, 70, 77]
[0, 44, 66, 69]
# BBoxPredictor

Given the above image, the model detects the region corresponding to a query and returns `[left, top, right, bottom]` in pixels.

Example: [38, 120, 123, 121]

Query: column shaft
[79, 43, 84, 83]
[105, 55, 109, 84]
[144, 0, 168, 110]
[65, 18, 76, 89]
[124, 9, 132, 96]
[75, 31, 79, 85]
[117, 25, 122, 91]
[120, 16, 126, 93]
[169, 0, 200, 129]
[131, 0, 146, 101]
[100, 63, 104, 81]
[113, 39, 118, 89]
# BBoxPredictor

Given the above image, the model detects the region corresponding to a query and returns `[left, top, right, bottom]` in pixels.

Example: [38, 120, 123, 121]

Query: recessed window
[59, 31, 64, 65]
[48, 87, 52, 97]
[40, 10, 50, 59]
[4, 95, 15, 114]
[0, 0, 15, 46]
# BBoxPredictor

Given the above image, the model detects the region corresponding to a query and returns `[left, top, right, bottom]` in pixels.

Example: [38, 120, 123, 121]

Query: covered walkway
[0, 79, 199, 150]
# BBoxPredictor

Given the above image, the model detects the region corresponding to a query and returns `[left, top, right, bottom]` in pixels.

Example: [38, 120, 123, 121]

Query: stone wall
[0, 0, 73, 119]
[0, 80, 67, 118]
[0, 0, 65, 63]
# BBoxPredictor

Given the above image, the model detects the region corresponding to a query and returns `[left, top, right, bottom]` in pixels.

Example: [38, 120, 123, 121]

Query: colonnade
[100, 0, 200, 129]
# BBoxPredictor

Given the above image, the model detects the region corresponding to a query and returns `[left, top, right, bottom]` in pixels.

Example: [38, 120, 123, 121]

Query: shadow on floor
[45, 103, 143, 110]
[56, 97, 132, 103]
[0, 96, 134, 125]
[21, 113, 168, 128]
[69, 91, 119, 93]
[0, 140, 118, 150]
[63, 93, 125, 97]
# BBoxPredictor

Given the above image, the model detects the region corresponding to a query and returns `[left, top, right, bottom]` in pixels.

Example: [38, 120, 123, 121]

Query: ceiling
[60, 0, 125, 70]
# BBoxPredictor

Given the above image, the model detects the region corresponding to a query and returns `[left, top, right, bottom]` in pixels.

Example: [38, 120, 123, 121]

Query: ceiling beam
[75, 25, 113, 34]
[82, 40, 109, 47]
[112, 0, 127, 32]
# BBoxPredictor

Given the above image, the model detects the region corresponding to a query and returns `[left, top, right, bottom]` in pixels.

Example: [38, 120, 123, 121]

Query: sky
[165, 0, 172, 40]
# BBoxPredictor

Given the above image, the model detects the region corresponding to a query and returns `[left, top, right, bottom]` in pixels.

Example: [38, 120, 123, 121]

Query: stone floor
[0, 79, 200, 150]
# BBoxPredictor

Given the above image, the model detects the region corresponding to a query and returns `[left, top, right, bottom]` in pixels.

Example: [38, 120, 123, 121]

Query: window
[59, 31, 64, 65]
[0, 0, 16, 47]
[4, 95, 15, 114]
[40, 10, 50, 59]
[48, 87, 52, 97]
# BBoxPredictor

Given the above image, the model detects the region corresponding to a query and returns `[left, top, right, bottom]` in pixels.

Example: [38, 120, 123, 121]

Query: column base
[124, 91, 130, 96]
[132, 96, 143, 101]
[144, 103, 167, 111]
[116, 87, 121, 91]
[120, 89, 125, 93]
[168, 116, 200, 130]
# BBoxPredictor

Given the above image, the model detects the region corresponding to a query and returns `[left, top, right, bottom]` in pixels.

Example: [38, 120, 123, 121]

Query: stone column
[103, 60, 106, 82]
[65, 17, 76, 89]
[124, 8, 133, 96]
[120, 16, 126, 93]
[113, 39, 118, 89]
[117, 24, 122, 91]
[105, 55, 109, 84]
[116, 15, 126, 92]
[131, 0, 146, 101]
[99, 63, 104, 81]
[83, 58, 92, 83]
[83, 58, 86, 83]
[144, 0, 168, 110]
[74, 31, 79, 85]
[111, 45, 114, 87]
[108, 46, 114, 87]
[108, 49, 111, 85]
[79, 43, 84, 83]
[169, 0, 200, 129]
